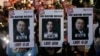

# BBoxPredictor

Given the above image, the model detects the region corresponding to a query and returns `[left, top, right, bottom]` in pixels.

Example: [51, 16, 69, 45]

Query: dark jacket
[0, 39, 8, 56]
[14, 30, 30, 42]
[72, 28, 88, 40]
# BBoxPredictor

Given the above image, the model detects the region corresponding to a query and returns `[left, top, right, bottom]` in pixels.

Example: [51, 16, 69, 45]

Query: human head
[46, 21, 53, 32]
[75, 18, 85, 31]
[16, 20, 26, 33]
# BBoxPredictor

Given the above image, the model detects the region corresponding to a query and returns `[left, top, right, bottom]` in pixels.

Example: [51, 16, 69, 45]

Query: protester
[0, 39, 8, 56]
[0, 0, 97, 56]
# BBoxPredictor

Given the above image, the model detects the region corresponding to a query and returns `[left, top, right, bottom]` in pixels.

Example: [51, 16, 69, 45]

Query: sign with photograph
[67, 8, 93, 45]
[39, 9, 64, 47]
[9, 10, 34, 48]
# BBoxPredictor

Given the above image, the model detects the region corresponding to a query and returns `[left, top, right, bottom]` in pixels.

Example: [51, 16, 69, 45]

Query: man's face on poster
[75, 19, 85, 31]
[16, 21, 26, 33]
[46, 21, 53, 32]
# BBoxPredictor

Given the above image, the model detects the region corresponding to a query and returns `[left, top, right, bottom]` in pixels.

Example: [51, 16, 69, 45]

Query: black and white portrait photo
[42, 19, 61, 40]
[72, 17, 89, 40]
[13, 19, 30, 42]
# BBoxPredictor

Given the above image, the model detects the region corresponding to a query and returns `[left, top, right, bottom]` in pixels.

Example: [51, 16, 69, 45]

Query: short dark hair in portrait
[13, 19, 30, 42]
[42, 19, 61, 40]
[72, 17, 89, 40]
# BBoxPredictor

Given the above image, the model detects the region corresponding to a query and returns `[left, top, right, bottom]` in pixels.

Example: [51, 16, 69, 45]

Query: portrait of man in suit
[42, 19, 60, 40]
[72, 17, 89, 40]
[13, 19, 30, 42]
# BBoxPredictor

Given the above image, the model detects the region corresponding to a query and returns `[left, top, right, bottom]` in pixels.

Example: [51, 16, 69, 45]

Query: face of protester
[16, 21, 26, 33]
[75, 19, 85, 31]
[46, 21, 53, 32]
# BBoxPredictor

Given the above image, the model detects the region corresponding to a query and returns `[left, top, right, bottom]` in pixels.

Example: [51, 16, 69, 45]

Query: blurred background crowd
[0, 0, 100, 56]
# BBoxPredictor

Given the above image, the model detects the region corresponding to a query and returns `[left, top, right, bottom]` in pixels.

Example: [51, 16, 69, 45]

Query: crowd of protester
[0, 0, 100, 56]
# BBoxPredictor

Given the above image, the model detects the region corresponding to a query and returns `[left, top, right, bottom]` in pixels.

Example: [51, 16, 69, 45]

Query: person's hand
[2, 42, 7, 49]
[95, 37, 100, 46]
[77, 46, 85, 52]
[95, 38, 100, 42]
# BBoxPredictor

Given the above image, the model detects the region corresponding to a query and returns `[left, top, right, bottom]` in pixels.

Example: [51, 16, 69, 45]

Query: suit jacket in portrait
[72, 28, 88, 40]
[14, 30, 30, 42]
[43, 32, 60, 40]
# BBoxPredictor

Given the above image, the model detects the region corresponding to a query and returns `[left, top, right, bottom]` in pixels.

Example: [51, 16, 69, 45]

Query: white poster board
[39, 9, 64, 47]
[9, 10, 34, 48]
[67, 8, 93, 45]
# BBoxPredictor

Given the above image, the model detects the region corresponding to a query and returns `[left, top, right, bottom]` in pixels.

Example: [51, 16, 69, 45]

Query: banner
[67, 8, 93, 45]
[39, 9, 64, 47]
[9, 10, 34, 48]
